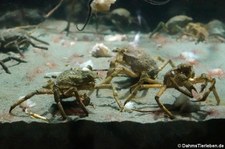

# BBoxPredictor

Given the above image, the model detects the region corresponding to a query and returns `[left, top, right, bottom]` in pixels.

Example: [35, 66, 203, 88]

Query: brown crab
[153, 63, 220, 119]
[9, 67, 97, 121]
[95, 47, 175, 109]
[0, 27, 49, 57]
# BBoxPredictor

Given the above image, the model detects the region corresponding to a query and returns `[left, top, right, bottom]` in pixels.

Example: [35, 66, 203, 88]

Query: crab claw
[191, 89, 203, 101]
[184, 80, 197, 93]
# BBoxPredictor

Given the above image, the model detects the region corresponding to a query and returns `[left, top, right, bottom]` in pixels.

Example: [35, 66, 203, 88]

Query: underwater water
[0, 0, 225, 148]
[0, 0, 225, 122]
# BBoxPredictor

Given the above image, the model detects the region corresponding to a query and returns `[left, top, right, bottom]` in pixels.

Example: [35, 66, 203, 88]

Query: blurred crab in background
[0, 27, 48, 73]
[95, 47, 175, 109]
[0, 27, 49, 57]
[181, 22, 209, 43]
[9, 67, 98, 121]
[150, 15, 193, 37]
[150, 15, 210, 43]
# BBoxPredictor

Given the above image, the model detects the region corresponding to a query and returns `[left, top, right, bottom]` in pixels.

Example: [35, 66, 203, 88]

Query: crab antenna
[76, 0, 93, 31]
[144, 0, 170, 5]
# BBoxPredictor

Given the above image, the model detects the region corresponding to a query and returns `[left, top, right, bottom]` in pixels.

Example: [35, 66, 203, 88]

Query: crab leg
[157, 59, 175, 72]
[155, 85, 175, 119]
[24, 109, 49, 122]
[190, 76, 220, 105]
[53, 85, 67, 120]
[9, 88, 52, 113]
[26, 38, 49, 50]
[72, 87, 89, 116]
[29, 36, 49, 45]
[123, 74, 162, 110]
[188, 74, 220, 105]
[0, 56, 26, 73]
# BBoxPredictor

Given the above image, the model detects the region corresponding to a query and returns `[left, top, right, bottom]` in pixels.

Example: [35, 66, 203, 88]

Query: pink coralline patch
[32, 48, 49, 58]
[67, 54, 84, 64]
[26, 66, 45, 81]
[52, 35, 77, 47]
[82, 35, 92, 41]
[174, 51, 200, 66]
[104, 113, 122, 122]
[45, 62, 58, 69]
[151, 34, 172, 47]
[0, 113, 14, 121]
[207, 109, 220, 117]
[207, 68, 225, 79]
[52, 35, 63, 43]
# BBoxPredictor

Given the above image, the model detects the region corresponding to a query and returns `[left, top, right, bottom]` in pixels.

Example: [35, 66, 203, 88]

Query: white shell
[91, 0, 116, 12]
[124, 101, 135, 110]
[18, 97, 36, 109]
[90, 43, 113, 57]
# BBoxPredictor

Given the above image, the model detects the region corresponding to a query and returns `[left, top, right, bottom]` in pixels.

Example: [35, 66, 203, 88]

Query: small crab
[9, 67, 97, 121]
[95, 47, 175, 109]
[150, 15, 193, 37]
[182, 22, 209, 43]
[0, 27, 49, 57]
[154, 63, 220, 119]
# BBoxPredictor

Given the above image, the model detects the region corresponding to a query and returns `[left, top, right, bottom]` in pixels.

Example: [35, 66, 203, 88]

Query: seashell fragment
[124, 101, 136, 110]
[91, 0, 116, 12]
[90, 43, 113, 57]
[18, 97, 36, 109]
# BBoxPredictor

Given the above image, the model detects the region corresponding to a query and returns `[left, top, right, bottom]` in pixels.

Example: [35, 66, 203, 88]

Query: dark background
[0, 0, 225, 29]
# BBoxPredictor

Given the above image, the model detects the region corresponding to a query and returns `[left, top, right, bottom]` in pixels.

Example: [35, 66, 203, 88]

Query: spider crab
[95, 47, 175, 109]
[154, 63, 220, 119]
[9, 67, 98, 121]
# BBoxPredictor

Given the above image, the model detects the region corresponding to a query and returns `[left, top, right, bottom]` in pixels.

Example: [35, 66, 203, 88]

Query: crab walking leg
[72, 87, 89, 116]
[124, 75, 163, 106]
[155, 85, 175, 119]
[190, 75, 220, 105]
[95, 65, 138, 96]
[0, 61, 10, 73]
[95, 84, 112, 97]
[24, 109, 49, 122]
[111, 84, 123, 110]
[29, 35, 49, 45]
[149, 22, 166, 37]
[157, 59, 175, 72]
[101, 65, 138, 84]
[95, 83, 123, 110]
[0, 56, 26, 73]
[9, 88, 53, 113]
[53, 85, 67, 120]
[26, 38, 48, 50]
[4, 40, 25, 57]
[125, 83, 163, 106]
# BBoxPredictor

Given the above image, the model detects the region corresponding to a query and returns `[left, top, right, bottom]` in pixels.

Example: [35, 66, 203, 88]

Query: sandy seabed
[0, 19, 225, 123]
